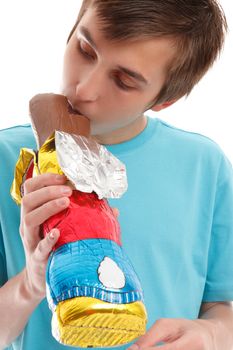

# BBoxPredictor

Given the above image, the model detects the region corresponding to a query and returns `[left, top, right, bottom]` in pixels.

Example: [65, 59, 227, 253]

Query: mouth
[67, 100, 83, 116]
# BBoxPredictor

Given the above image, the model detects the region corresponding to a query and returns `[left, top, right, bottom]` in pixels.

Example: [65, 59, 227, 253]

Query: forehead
[75, 6, 176, 85]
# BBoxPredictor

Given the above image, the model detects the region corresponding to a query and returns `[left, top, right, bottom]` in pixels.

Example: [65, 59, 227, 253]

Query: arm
[0, 269, 42, 348]
[198, 301, 233, 349]
[0, 173, 71, 348]
[0, 173, 119, 349]
[126, 302, 233, 350]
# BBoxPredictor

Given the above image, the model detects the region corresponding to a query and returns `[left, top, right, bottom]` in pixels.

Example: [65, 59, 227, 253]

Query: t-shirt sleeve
[0, 222, 7, 287]
[202, 152, 233, 301]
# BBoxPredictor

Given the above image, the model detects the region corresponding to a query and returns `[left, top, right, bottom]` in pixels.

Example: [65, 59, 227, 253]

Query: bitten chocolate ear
[29, 93, 90, 148]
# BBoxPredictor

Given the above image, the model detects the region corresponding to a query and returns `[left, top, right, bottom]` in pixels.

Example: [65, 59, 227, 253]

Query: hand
[20, 173, 73, 301]
[128, 318, 219, 350]
[20, 171, 120, 302]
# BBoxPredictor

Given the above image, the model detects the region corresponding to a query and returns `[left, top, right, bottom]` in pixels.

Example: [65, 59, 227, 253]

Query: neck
[92, 114, 148, 145]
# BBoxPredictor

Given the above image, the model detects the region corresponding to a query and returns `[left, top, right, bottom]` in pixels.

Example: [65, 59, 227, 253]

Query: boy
[0, 0, 233, 349]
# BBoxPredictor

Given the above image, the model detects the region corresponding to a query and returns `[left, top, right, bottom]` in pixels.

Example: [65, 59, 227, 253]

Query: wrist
[20, 268, 45, 305]
[209, 318, 233, 347]
[198, 318, 231, 350]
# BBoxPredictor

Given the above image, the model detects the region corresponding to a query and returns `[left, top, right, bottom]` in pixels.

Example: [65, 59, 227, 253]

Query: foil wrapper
[55, 130, 128, 199]
[10, 92, 147, 348]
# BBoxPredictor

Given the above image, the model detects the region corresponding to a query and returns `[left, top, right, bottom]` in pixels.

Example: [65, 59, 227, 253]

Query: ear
[151, 99, 177, 112]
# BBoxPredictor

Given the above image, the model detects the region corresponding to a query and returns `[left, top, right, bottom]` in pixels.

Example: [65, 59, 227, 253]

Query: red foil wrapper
[42, 190, 122, 250]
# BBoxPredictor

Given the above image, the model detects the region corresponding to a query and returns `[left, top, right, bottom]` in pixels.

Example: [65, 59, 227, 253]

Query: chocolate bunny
[11, 93, 147, 348]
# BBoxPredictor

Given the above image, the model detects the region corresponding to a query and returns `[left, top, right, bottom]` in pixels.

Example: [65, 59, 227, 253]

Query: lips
[67, 99, 85, 115]
[67, 99, 92, 121]
[67, 101, 82, 115]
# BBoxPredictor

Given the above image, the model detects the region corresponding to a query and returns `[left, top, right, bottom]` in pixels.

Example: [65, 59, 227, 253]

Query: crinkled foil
[10, 148, 38, 205]
[55, 130, 128, 199]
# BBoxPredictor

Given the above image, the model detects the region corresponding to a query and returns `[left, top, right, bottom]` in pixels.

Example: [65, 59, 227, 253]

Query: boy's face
[61, 6, 176, 135]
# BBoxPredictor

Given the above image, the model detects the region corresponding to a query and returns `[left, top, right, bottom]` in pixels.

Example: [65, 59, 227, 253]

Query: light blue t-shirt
[0, 115, 233, 350]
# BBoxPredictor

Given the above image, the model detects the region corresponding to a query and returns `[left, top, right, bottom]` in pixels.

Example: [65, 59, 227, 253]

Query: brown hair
[67, 0, 227, 105]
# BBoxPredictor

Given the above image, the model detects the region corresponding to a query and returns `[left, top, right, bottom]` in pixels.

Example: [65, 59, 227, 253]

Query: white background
[0, 0, 232, 162]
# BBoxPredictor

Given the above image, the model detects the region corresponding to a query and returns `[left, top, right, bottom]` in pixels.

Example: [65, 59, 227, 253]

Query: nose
[75, 67, 103, 102]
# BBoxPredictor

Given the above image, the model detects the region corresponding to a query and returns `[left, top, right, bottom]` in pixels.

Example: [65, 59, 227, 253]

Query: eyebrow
[78, 25, 149, 86]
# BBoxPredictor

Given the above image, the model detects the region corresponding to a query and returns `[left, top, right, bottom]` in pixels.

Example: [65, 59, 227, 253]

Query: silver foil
[55, 130, 128, 199]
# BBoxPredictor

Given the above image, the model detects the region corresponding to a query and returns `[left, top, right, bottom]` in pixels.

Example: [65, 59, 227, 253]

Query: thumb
[112, 207, 120, 218]
[34, 228, 60, 262]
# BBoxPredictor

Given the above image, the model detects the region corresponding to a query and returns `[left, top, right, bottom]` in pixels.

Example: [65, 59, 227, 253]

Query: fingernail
[57, 198, 69, 206]
[61, 186, 71, 194]
[49, 230, 55, 239]
[49, 229, 58, 240]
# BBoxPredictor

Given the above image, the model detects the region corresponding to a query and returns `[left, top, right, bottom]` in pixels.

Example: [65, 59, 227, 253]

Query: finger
[21, 184, 72, 214]
[155, 334, 194, 349]
[23, 197, 69, 250]
[112, 207, 120, 218]
[23, 173, 67, 195]
[34, 228, 60, 262]
[130, 319, 185, 349]
[23, 196, 70, 231]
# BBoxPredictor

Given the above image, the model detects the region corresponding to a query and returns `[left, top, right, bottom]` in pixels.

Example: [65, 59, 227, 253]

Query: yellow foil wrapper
[10, 148, 37, 205]
[53, 297, 147, 348]
[38, 131, 64, 176]
[10, 132, 65, 205]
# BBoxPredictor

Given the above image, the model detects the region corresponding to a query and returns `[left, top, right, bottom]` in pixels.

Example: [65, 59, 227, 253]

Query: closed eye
[76, 40, 135, 91]
[77, 40, 95, 60]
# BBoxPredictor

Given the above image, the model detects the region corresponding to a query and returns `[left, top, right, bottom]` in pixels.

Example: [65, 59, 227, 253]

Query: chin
[90, 119, 117, 136]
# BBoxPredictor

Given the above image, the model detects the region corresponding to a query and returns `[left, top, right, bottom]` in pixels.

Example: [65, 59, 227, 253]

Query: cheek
[115, 94, 145, 113]
[104, 100, 144, 123]
[103, 87, 143, 111]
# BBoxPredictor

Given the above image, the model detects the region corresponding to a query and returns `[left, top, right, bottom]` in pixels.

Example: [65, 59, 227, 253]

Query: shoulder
[0, 124, 36, 177]
[156, 117, 229, 166]
[0, 123, 36, 155]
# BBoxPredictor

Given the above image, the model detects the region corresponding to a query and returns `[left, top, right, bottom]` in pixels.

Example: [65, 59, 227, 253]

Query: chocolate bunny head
[29, 93, 90, 148]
